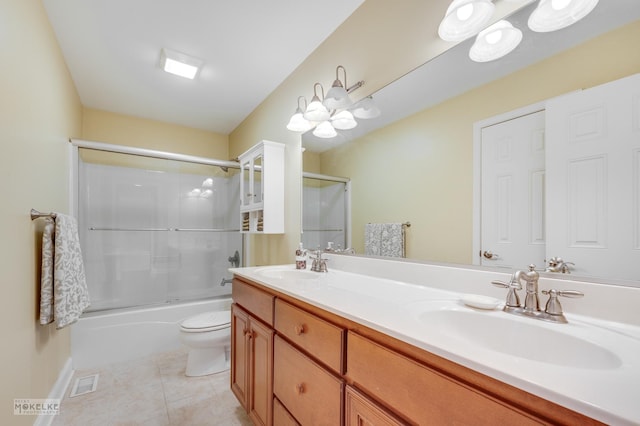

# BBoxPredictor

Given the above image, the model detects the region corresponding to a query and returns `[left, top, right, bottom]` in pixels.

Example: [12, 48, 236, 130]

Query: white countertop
[230, 260, 640, 425]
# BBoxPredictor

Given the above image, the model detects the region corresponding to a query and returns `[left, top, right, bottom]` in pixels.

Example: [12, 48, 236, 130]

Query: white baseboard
[33, 357, 74, 426]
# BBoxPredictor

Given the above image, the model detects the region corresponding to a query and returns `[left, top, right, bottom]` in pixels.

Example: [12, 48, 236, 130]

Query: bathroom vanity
[230, 255, 640, 425]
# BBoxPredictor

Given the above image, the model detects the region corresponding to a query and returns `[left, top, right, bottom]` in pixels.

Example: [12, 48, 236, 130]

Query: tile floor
[52, 348, 252, 426]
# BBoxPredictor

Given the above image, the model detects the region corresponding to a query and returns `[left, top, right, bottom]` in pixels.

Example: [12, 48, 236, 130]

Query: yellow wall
[319, 21, 640, 263]
[82, 108, 229, 159]
[0, 1, 82, 424]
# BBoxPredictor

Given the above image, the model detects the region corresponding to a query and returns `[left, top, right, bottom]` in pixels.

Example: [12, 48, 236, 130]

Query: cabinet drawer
[274, 336, 343, 426]
[273, 397, 300, 426]
[346, 332, 541, 426]
[345, 386, 406, 426]
[232, 278, 274, 326]
[274, 299, 344, 373]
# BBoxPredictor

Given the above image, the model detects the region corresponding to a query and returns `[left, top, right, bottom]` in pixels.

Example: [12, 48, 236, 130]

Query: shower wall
[302, 178, 347, 251]
[78, 151, 241, 312]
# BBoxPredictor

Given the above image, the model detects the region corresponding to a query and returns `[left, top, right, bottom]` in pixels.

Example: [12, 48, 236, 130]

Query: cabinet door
[345, 386, 406, 426]
[248, 318, 274, 426]
[231, 304, 250, 409]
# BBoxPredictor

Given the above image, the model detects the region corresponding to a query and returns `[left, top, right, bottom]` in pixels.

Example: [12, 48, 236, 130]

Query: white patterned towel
[39, 217, 55, 325]
[364, 223, 405, 258]
[40, 213, 90, 329]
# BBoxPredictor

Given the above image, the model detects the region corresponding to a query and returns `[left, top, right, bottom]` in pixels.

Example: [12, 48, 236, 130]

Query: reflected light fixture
[303, 83, 330, 122]
[528, 0, 599, 32]
[160, 48, 203, 80]
[324, 66, 353, 110]
[352, 96, 381, 119]
[438, 0, 495, 42]
[286, 97, 313, 132]
[469, 20, 523, 62]
[439, 0, 599, 63]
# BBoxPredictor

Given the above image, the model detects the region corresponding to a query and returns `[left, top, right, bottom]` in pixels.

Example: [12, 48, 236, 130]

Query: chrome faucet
[310, 250, 328, 273]
[220, 277, 233, 286]
[492, 264, 584, 324]
[521, 264, 540, 313]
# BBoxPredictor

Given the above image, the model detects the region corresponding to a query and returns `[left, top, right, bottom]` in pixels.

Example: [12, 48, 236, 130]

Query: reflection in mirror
[302, 1, 640, 286]
[301, 173, 350, 252]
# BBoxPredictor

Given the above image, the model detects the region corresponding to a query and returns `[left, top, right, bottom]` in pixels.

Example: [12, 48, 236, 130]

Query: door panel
[546, 73, 640, 281]
[480, 110, 546, 270]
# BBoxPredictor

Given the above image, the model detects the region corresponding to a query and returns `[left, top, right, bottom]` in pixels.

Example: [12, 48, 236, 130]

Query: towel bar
[30, 209, 57, 220]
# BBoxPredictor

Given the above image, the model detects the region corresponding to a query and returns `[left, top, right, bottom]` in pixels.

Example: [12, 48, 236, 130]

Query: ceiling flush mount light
[469, 20, 523, 62]
[160, 48, 203, 80]
[438, 0, 495, 42]
[528, 0, 599, 32]
[286, 97, 313, 132]
[303, 83, 330, 122]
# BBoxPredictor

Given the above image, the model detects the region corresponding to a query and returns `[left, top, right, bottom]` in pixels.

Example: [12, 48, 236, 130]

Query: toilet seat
[180, 310, 231, 333]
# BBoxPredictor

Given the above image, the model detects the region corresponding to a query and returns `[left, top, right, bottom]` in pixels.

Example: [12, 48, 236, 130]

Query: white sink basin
[412, 306, 622, 370]
[255, 267, 321, 281]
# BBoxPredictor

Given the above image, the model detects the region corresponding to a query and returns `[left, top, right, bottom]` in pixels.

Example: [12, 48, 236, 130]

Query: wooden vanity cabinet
[231, 276, 603, 426]
[231, 279, 276, 426]
[231, 304, 274, 426]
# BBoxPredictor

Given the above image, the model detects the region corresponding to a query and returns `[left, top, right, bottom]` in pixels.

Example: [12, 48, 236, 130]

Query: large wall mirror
[302, 0, 640, 286]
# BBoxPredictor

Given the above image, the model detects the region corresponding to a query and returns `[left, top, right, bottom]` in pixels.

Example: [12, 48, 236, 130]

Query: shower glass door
[78, 149, 241, 312]
[302, 176, 349, 251]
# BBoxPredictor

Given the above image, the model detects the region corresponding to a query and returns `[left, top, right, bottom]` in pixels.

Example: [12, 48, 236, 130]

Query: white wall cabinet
[238, 140, 285, 234]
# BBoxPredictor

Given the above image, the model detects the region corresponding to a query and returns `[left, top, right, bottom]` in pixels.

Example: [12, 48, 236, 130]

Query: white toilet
[179, 310, 231, 377]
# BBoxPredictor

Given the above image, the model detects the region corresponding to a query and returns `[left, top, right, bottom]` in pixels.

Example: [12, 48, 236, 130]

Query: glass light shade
[313, 121, 337, 138]
[528, 0, 599, 32]
[331, 110, 358, 130]
[351, 97, 381, 119]
[202, 178, 213, 188]
[303, 96, 330, 122]
[469, 20, 522, 62]
[324, 82, 353, 110]
[286, 110, 313, 132]
[438, 0, 495, 42]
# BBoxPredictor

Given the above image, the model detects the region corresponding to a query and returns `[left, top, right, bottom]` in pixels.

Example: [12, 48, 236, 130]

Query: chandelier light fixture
[287, 65, 378, 139]
[286, 97, 313, 132]
[438, 0, 600, 62]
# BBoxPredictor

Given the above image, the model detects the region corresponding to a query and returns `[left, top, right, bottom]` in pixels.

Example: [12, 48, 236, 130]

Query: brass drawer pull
[294, 324, 307, 335]
[295, 383, 305, 394]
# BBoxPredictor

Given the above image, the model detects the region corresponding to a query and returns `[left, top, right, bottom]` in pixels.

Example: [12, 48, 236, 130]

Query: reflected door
[546, 73, 640, 281]
[481, 110, 546, 270]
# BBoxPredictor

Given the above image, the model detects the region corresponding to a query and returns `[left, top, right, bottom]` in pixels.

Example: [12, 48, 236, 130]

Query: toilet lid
[180, 310, 231, 332]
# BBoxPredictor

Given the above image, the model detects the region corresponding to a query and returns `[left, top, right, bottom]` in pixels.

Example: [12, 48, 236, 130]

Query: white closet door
[546, 73, 640, 281]
[481, 110, 546, 270]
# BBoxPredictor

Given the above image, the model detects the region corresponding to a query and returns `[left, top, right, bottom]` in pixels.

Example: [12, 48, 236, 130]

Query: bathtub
[70, 297, 232, 370]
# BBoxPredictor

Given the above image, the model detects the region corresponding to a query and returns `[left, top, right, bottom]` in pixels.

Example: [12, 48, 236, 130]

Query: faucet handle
[541, 289, 584, 316]
[491, 279, 521, 308]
